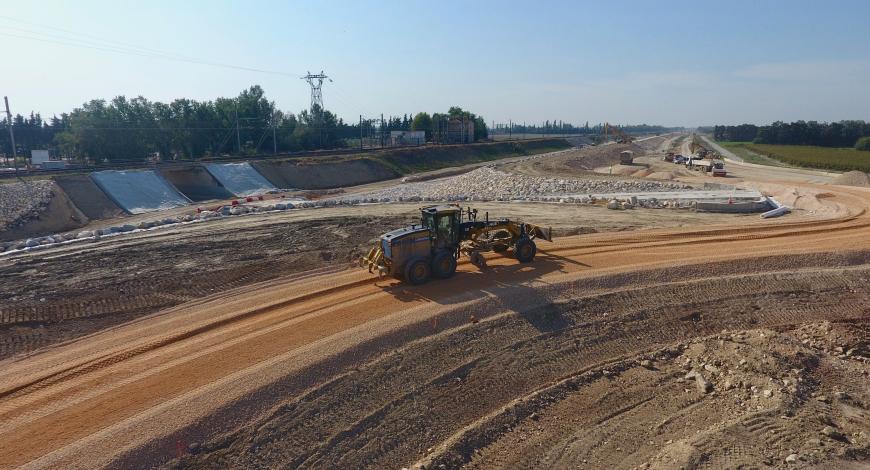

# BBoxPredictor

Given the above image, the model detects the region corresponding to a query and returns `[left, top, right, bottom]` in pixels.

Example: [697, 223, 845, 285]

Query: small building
[31, 149, 66, 169]
[31, 149, 50, 165]
[390, 130, 425, 146]
[620, 150, 634, 165]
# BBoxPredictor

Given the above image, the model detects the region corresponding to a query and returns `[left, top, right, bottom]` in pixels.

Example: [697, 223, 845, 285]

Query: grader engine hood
[360, 226, 431, 275]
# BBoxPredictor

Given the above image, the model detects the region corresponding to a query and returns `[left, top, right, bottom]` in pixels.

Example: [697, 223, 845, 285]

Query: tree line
[713, 121, 870, 149]
[0, 86, 492, 164]
[487, 122, 681, 136]
[410, 107, 488, 142]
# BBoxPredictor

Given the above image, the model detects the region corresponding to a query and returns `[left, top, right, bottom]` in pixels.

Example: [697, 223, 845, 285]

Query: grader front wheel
[432, 252, 457, 279]
[514, 238, 537, 263]
[469, 251, 488, 270]
[405, 258, 431, 285]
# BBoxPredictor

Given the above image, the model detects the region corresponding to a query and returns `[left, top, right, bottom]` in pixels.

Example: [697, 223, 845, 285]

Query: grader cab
[360, 204, 552, 284]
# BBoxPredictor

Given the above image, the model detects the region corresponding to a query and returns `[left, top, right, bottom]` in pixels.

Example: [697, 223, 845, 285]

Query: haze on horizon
[2, 0, 869, 127]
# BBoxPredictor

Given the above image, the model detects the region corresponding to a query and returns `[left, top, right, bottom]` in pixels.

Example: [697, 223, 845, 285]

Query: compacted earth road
[1, 140, 868, 469]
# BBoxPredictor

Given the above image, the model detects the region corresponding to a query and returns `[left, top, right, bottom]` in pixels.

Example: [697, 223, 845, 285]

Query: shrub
[856, 137, 870, 151]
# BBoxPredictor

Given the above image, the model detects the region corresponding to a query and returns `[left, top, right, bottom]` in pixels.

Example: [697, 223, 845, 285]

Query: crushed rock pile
[831, 170, 870, 187]
[0, 180, 54, 231]
[338, 167, 690, 204]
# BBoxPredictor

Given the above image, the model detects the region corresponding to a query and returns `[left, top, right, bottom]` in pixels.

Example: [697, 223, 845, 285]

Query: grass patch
[718, 142, 788, 167]
[738, 144, 868, 172]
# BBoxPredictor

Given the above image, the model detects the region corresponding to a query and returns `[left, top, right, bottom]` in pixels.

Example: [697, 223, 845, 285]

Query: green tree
[856, 136, 870, 151]
[411, 112, 433, 141]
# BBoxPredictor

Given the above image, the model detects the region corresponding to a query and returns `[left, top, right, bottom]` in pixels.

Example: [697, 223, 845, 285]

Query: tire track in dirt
[173, 266, 869, 469]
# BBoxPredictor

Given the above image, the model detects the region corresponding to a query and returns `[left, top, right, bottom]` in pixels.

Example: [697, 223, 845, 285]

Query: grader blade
[527, 224, 553, 242]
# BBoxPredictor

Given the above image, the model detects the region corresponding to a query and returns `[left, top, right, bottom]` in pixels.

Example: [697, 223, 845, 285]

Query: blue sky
[2, 0, 869, 126]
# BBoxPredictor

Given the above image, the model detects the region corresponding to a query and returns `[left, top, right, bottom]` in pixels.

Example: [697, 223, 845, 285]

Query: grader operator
[360, 204, 552, 284]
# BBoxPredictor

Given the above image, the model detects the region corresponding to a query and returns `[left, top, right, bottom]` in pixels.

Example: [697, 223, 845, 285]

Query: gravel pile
[338, 167, 691, 203]
[0, 181, 55, 231]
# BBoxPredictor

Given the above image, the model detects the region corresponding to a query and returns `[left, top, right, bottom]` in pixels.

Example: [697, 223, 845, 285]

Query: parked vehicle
[685, 156, 704, 168]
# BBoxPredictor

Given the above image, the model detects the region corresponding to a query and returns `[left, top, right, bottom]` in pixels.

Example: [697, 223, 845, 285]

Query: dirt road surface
[1, 138, 869, 469]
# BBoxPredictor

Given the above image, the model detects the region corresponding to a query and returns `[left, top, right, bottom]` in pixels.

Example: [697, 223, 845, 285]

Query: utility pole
[380, 113, 385, 148]
[4, 97, 17, 173]
[272, 111, 277, 155]
[509, 120, 512, 141]
[234, 104, 241, 154]
[359, 115, 363, 150]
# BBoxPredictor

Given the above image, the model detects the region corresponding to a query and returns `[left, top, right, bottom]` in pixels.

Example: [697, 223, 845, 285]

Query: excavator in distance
[360, 204, 552, 285]
[603, 122, 634, 144]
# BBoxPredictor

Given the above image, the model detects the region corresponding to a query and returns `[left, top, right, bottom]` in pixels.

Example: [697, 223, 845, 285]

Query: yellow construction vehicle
[360, 204, 552, 284]
[604, 122, 634, 144]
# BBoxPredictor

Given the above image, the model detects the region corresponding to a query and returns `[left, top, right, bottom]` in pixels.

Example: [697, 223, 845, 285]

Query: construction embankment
[253, 158, 398, 190]
[253, 139, 572, 189]
[0, 139, 571, 242]
[203, 162, 277, 196]
[91, 170, 191, 214]
[0, 182, 89, 242]
[53, 174, 125, 220]
[158, 165, 234, 202]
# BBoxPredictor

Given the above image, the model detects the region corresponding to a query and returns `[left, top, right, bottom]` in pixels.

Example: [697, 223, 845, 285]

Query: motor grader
[360, 204, 552, 284]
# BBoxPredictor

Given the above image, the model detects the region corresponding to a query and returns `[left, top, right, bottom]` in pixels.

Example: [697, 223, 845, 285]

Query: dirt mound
[0, 183, 88, 241]
[831, 170, 870, 187]
[253, 158, 398, 190]
[158, 165, 234, 201]
[647, 171, 676, 180]
[503, 142, 644, 180]
[634, 134, 672, 152]
[378, 139, 572, 173]
[53, 174, 124, 220]
[249, 140, 570, 190]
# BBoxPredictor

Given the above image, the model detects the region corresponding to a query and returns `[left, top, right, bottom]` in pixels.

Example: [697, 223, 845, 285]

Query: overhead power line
[0, 16, 365, 119]
[0, 16, 300, 77]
